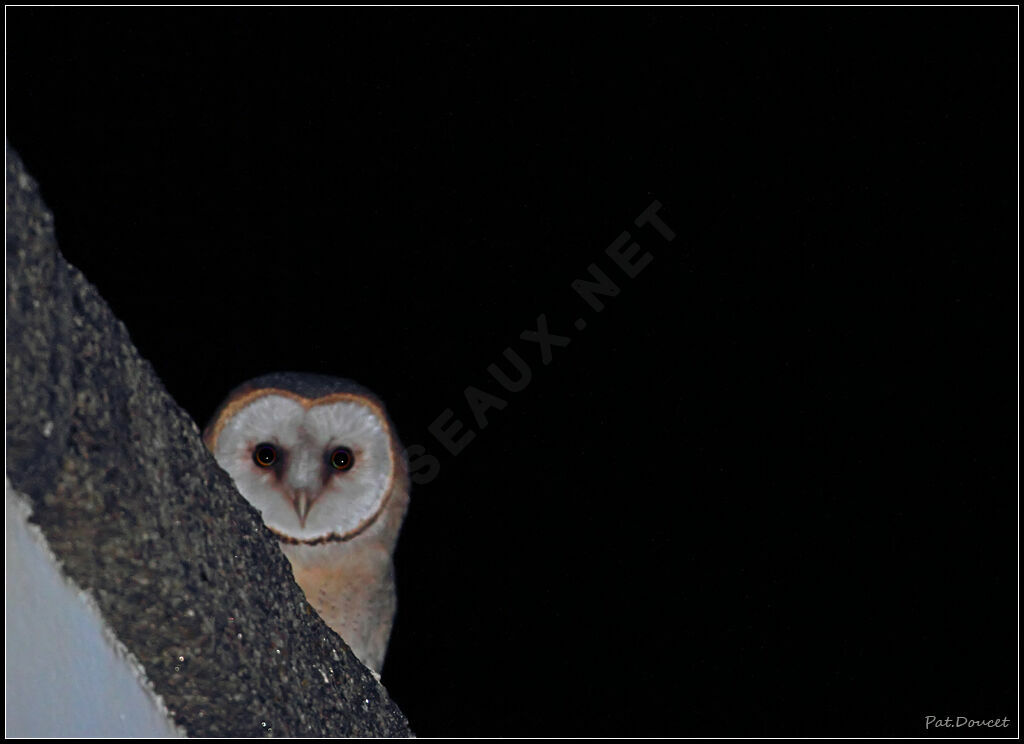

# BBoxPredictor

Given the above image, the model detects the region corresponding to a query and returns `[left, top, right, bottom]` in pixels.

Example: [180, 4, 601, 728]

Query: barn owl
[203, 372, 409, 675]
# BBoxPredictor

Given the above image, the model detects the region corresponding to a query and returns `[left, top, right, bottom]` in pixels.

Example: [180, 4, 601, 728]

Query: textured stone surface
[5, 144, 413, 737]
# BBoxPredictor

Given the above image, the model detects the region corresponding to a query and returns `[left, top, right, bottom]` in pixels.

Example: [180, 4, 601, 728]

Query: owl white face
[207, 390, 397, 543]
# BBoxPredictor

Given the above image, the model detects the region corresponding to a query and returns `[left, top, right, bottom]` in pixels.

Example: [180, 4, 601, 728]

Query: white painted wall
[5, 480, 182, 737]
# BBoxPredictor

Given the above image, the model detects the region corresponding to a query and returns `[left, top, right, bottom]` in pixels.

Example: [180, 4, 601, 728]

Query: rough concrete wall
[5, 144, 413, 737]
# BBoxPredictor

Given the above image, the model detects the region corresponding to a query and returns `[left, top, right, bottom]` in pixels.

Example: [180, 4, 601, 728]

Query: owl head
[203, 372, 406, 544]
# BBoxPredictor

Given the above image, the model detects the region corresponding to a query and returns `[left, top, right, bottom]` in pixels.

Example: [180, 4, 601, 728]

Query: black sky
[6, 8, 1017, 737]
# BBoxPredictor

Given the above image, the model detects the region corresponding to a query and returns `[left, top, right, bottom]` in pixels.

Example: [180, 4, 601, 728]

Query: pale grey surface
[6, 481, 183, 737]
[4, 144, 413, 737]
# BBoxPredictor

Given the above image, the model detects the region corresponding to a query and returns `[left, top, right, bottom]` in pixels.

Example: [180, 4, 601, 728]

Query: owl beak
[292, 490, 314, 529]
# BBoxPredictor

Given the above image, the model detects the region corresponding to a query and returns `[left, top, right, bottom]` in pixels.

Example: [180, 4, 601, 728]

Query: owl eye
[329, 447, 354, 471]
[253, 443, 278, 468]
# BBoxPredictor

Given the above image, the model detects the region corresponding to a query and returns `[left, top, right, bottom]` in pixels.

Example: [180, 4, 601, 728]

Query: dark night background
[6, 9, 1016, 738]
